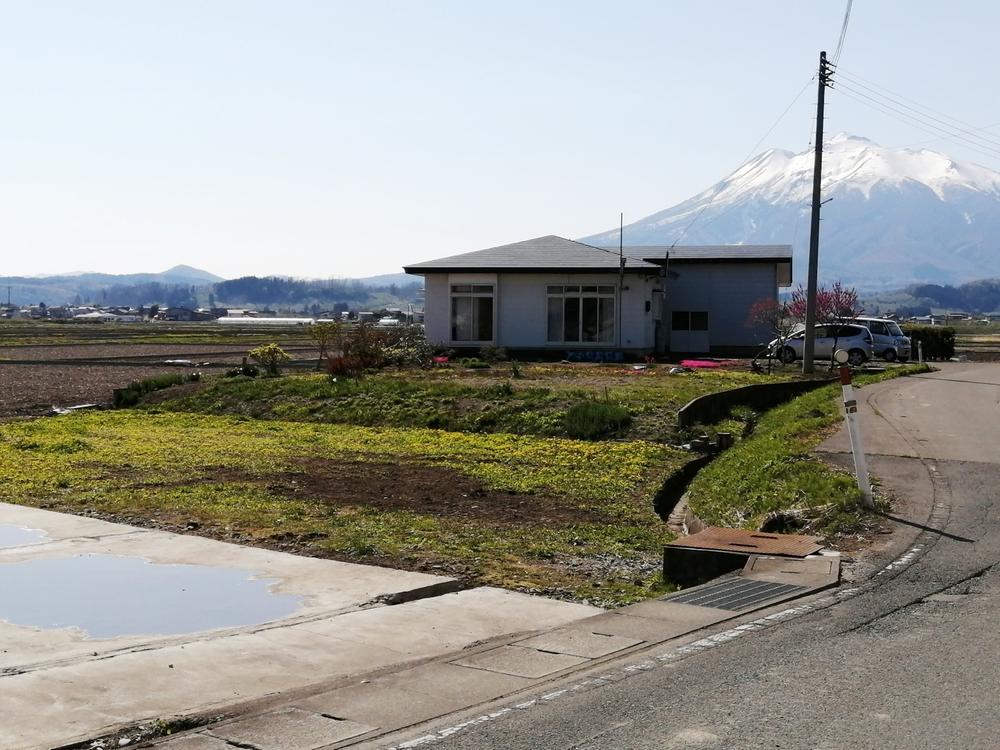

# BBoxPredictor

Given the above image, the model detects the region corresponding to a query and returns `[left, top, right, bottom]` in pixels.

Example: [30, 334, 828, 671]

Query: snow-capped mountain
[583, 134, 1000, 288]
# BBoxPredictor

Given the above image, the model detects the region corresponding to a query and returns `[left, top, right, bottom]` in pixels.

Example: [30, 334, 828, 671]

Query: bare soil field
[0, 341, 320, 417]
[0, 363, 192, 417]
[0, 342, 316, 362]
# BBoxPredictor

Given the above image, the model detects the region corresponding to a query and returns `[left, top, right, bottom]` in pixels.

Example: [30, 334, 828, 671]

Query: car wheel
[847, 348, 867, 366]
[883, 349, 897, 362]
[779, 346, 796, 364]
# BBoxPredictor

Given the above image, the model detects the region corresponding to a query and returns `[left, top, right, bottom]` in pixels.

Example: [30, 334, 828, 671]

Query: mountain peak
[159, 265, 224, 283]
[827, 132, 874, 145]
[581, 135, 1000, 288]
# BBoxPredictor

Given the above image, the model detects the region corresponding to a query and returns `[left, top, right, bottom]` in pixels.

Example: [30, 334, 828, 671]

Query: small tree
[310, 321, 344, 370]
[248, 343, 291, 376]
[747, 298, 796, 373]
[789, 282, 863, 367]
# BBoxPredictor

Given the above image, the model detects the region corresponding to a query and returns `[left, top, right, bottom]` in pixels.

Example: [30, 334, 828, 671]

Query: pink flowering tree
[789, 282, 864, 367]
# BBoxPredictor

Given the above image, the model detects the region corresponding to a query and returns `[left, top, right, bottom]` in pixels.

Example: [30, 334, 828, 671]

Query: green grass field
[0, 410, 687, 605]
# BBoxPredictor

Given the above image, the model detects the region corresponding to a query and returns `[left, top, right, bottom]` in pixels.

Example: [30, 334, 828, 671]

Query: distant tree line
[212, 276, 420, 306]
[88, 282, 199, 309]
[866, 278, 1000, 316]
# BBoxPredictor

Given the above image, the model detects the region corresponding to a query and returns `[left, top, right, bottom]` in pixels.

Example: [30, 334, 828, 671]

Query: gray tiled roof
[609, 245, 793, 262]
[404, 235, 792, 273]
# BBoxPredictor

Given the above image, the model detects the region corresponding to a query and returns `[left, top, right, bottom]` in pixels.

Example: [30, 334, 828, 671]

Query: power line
[835, 70, 1000, 151]
[832, 0, 853, 65]
[836, 67, 1000, 144]
[835, 87, 1000, 165]
[900, 121, 1000, 150]
[833, 81, 1000, 162]
[665, 76, 815, 250]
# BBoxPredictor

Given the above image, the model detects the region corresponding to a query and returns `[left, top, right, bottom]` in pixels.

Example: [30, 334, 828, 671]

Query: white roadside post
[918, 340, 924, 364]
[835, 349, 874, 509]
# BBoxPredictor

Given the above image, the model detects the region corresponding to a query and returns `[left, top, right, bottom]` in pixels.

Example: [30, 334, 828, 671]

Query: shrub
[248, 343, 292, 376]
[510, 360, 523, 378]
[564, 401, 632, 440]
[224, 364, 260, 378]
[112, 373, 193, 408]
[380, 325, 434, 368]
[326, 355, 366, 379]
[479, 344, 508, 364]
[342, 324, 388, 370]
[459, 358, 490, 369]
[901, 325, 956, 361]
[486, 381, 515, 398]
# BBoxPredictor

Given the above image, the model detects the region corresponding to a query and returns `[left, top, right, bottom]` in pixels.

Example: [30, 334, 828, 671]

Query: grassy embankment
[686, 363, 932, 531]
[153, 363, 792, 443]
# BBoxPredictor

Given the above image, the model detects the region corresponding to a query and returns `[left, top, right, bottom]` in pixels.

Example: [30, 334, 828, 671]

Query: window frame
[546, 284, 617, 345]
[671, 310, 710, 332]
[449, 283, 495, 344]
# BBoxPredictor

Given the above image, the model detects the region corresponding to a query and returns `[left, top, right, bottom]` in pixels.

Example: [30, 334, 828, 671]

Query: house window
[450, 284, 494, 342]
[672, 311, 709, 331]
[547, 284, 616, 343]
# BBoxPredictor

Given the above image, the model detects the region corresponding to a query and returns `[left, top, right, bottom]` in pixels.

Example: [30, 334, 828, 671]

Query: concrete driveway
[0, 504, 598, 750]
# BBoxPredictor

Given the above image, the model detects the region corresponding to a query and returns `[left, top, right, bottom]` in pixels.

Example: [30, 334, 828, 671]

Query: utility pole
[802, 51, 834, 374]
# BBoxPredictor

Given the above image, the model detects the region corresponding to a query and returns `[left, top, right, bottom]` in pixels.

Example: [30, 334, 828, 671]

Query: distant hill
[0, 265, 420, 310]
[356, 272, 420, 288]
[159, 265, 225, 284]
[864, 277, 1000, 316]
[583, 134, 1000, 290]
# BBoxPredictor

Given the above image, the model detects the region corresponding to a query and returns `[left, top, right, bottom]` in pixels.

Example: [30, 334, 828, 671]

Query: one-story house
[403, 235, 792, 356]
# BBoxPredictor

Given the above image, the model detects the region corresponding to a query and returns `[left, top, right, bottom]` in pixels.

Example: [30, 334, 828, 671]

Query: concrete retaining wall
[677, 378, 833, 428]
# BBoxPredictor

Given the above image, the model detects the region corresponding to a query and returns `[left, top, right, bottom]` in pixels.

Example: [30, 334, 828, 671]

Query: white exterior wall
[496, 272, 658, 351]
[666, 262, 778, 349]
[421, 274, 450, 345]
[418, 271, 661, 351]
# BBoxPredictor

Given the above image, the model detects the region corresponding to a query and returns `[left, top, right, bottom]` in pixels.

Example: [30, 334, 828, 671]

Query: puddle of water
[0, 525, 49, 549]
[0, 553, 302, 639]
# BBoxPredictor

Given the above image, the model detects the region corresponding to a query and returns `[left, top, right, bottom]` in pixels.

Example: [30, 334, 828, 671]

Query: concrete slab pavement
[0, 504, 598, 750]
[147, 555, 838, 750]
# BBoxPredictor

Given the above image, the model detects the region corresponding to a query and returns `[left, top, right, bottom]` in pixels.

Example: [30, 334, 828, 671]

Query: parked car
[770, 323, 875, 366]
[852, 316, 911, 362]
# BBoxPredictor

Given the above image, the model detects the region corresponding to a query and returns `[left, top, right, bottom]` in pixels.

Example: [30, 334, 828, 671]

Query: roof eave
[403, 265, 658, 274]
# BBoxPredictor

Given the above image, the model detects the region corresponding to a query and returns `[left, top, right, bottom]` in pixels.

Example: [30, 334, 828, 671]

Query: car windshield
[888, 322, 904, 336]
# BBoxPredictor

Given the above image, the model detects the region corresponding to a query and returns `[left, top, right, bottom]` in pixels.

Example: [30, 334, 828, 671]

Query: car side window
[869, 322, 887, 335]
[838, 325, 859, 337]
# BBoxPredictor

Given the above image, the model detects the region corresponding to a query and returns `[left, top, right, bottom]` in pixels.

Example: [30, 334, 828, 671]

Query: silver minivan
[853, 317, 911, 362]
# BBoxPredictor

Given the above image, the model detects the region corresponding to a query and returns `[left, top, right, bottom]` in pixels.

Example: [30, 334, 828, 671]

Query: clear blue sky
[3, 1, 999, 279]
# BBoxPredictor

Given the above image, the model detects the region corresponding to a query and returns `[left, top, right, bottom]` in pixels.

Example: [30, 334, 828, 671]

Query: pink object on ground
[680, 359, 721, 368]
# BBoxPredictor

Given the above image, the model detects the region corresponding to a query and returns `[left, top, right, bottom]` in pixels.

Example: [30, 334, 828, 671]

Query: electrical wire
[664, 76, 815, 250]
[833, 81, 1000, 163]
[835, 86, 1000, 164]
[836, 70, 1000, 151]
[832, 0, 853, 65]
[836, 67, 1000, 144]
[900, 121, 1000, 150]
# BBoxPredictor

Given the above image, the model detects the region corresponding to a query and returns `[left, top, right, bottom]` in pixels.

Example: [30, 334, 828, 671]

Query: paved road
[392, 363, 1000, 750]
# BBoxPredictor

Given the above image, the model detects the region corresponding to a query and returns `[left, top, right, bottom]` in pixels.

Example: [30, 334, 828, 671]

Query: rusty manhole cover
[666, 527, 823, 557]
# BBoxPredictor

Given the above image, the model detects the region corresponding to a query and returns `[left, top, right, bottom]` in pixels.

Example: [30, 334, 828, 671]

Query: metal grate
[665, 578, 807, 611]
